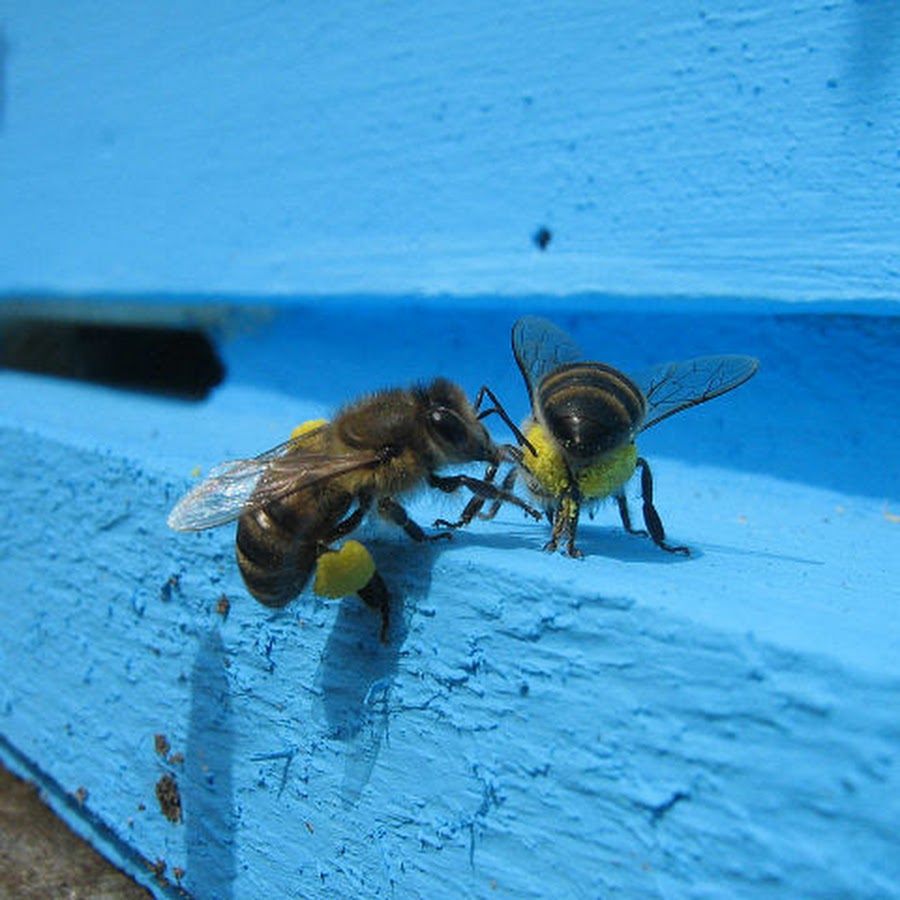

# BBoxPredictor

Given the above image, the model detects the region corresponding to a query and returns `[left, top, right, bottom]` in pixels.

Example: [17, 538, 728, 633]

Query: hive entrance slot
[0, 318, 225, 399]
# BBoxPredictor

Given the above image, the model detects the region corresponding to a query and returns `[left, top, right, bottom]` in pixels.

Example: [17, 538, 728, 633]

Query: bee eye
[429, 407, 469, 447]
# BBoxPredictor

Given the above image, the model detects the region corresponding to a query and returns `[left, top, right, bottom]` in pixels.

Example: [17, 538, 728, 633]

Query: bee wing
[167, 425, 379, 531]
[631, 355, 759, 431]
[512, 316, 583, 404]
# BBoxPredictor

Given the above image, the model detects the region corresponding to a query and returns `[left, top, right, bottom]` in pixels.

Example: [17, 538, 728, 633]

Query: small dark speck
[518, 682, 530, 697]
[149, 858, 167, 881]
[826, 77, 838, 89]
[649, 790, 690, 824]
[155, 773, 183, 823]
[532, 227, 552, 251]
[160, 574, 180, 602]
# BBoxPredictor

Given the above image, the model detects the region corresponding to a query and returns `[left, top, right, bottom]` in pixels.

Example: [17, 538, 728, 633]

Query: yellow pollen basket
[292, 419, 375, 598]
[313, 540, 377, 599]
[290, 418, 329, 440]
[577, 443, 637, 499]
[522, 423, 570, 496]
[522, 423, 638, 500]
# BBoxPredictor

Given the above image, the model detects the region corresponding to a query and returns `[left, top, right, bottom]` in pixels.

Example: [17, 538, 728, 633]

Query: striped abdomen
[537, 362, 646, 460]
[235, 487, 353, 607]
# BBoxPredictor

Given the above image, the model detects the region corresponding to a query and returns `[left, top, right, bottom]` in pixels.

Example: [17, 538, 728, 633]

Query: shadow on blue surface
[850, 0, 900, 92]
[185, 629, 236, 900]
[313, 539, 436, 805]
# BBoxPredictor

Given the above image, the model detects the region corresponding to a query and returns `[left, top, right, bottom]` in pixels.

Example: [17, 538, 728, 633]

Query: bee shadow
[185, 628, 237, 898]
[445, 515, 697, 564]
[569, 521, 699, 563]
[311, 536, 441, 805]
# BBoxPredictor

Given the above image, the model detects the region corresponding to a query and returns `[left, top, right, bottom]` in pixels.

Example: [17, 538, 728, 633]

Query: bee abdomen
[539, 362, 646, 457]
[235, 486, 356, 608]
[236, 503, 319, 607]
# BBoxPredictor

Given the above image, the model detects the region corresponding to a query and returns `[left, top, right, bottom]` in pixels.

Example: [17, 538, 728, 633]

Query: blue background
[1, 2, 899, 897]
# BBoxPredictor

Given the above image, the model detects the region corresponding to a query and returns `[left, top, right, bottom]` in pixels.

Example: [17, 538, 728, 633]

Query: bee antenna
[474, 385, 536, 457]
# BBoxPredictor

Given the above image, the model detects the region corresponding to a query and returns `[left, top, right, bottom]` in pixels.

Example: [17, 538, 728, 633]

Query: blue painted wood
[1, 300, 899, 898]
[1, 0, 899, 894]
[0, 2, 898, 300]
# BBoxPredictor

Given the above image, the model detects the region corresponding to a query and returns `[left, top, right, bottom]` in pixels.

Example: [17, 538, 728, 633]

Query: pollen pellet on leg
[290, 418, 330, 440]
[313, 540, 377, 599]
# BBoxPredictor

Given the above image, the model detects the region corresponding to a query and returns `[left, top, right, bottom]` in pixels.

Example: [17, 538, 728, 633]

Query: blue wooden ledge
[1, 297, 898, 898]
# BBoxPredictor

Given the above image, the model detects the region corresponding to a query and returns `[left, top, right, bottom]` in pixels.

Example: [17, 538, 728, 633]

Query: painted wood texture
[2, 302, 899, 897]
[1, 1, 899, 895]
[0, 2, 898, 300]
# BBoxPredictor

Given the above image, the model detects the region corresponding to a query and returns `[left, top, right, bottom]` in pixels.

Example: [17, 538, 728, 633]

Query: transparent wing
[167, 424, 378, 531]
[631, 355, 759, 432]
[511, 316, 583, 404]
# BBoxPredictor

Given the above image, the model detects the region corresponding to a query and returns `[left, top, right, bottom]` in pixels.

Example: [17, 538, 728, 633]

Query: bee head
[420, 378, 497, 464]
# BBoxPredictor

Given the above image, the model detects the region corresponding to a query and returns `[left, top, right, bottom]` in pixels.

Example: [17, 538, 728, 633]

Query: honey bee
[451, 317, 759, 558]
[167, 379, 540, 639]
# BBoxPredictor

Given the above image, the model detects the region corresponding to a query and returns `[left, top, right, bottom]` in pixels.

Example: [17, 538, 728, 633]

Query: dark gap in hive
[0, 318, 225, 400]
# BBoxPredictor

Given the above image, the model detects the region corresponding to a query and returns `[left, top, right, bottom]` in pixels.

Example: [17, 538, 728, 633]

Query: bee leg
[434, 464, 522, 528]
[636, 457, 690, 556]
[543, 513, 562, 553]
[356, 571, 391, 643]
[428, 472, 542, 521]
[434, 461, 497, 529]
[378, 497, 452, 543]
[616, 493, 648, 537]
[543, 492, 582, 557]
[434, 494, 487, 529]
[561, 492, 583, 558]
[476, 466, 521, 522]
[326, 495, 373, 542]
